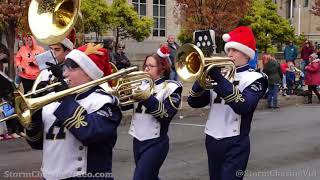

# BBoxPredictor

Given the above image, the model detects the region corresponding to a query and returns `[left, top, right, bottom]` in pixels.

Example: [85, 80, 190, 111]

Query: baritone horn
[0, 66, 138, 128]
[100, 64, 154, 106]
[175, 43, 236, 89]
[28, 0, 80, 44]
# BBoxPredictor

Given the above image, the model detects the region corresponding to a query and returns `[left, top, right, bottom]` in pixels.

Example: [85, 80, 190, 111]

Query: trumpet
[0, 66, 138, 128]
[175, 43, 236, 89]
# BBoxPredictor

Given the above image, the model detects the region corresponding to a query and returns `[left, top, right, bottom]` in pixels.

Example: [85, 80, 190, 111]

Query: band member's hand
[208, 67, 223, 81]
[132, 88, 151, 101]
[54, 79, 68, 92]
[46, 62, 63, 80]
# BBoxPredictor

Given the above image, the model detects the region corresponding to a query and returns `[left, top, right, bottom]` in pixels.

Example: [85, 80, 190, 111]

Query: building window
[304, 0, 308, 7]
[153, 0, 166, 37]
[132, 0, 146, 17]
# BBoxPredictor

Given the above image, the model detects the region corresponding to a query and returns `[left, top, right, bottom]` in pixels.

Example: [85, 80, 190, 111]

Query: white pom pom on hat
[222, 33, 231, 42]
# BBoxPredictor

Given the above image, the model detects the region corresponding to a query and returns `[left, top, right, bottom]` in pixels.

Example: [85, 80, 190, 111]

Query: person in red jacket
[305, 53, 320, 103]
[280, 62, 289, 96]
[15, 35, 44, 94]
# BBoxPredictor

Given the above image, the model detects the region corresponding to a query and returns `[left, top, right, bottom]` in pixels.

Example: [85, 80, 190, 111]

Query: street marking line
[171, 122, 205, 127]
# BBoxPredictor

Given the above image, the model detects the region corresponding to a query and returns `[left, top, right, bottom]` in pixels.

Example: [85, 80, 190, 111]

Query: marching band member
[35, 38, 74, 90]
[188, 26, 268, 180]
[25, 43, 121, 180]
[124, 46, 182, 180]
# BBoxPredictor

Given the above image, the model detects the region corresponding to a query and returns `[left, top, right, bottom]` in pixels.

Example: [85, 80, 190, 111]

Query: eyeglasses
[63, 59, 79, 70]
[118, 46, 125, 49]
[143, 64, 158, 69]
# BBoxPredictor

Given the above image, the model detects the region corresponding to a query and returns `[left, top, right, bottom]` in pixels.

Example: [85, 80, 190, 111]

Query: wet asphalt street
[1, 104, 320, 180]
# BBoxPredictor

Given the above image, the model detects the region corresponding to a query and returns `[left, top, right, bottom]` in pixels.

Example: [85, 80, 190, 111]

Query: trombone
[175, 43, 236, 89]
[0, 66, 138, 128]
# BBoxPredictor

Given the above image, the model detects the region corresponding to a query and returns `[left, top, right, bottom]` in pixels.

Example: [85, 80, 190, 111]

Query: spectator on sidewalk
[167, 35, 179, 81]
[305, 53, 320, 103]
[0, 100, 12, 140]
[15, 35, 44, 94]
[263, 54, 282, 108]
[113, 41, 131, 70]
[286, 62, 296, 95]
[103, 37, 115, 64]
[300, 40, 314, 76]
[284, 40, 298, 64]
[280, 62, 289, 96]
[249, 49, 259, 70]
[0, 43, 9, 73]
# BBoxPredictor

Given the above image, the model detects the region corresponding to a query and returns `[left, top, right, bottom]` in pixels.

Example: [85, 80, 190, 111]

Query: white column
[298, 4, 301, 35]
[290, 0, 293, 21]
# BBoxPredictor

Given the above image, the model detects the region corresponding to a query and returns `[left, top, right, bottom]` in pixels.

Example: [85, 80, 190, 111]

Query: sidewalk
[120, 82, 311, 125]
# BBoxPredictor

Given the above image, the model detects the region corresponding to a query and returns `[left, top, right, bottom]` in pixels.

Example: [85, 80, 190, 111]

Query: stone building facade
[104, 0, 180, 66]
[273, 0, 320, 43]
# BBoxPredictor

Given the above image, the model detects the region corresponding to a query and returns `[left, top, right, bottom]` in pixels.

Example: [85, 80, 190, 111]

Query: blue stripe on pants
[133, 135, 169, 180]
[206, 135, 250, 180]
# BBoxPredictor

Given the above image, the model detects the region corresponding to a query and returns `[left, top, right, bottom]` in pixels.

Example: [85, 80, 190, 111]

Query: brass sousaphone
[28, 0, 80, 45]
[175, 43, 236, 89]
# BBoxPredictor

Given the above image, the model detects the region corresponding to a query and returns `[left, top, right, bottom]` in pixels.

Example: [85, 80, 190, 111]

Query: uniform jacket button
[77, 167, 82, 171]
[79, 146, 84, 150]
[78, 157, 82, 161]
[233, 129, 237, 132]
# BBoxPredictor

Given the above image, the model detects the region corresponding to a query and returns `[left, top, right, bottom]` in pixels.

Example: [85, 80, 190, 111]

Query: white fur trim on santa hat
[65, 49, 103, 80]
[222, 33, 230, 42]
[224, 41, 255, 59]
[157, 48, 169, 58]
[61, 38, 74, 50]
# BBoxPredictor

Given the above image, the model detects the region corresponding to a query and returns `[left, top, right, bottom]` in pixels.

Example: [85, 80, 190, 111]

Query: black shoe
[273, 106, 280, 109]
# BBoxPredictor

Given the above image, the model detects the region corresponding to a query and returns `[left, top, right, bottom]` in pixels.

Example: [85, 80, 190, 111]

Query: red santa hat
[65, 43, 112, 80]
[157, 46, 170, 58]
[222, 26, 256, 59]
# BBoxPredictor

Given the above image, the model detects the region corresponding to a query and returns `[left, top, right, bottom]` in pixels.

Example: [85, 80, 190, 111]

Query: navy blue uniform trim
[26, 110, 44, 150]
[187, 80, 210, 108]
[53, 97, 122, 146]
[142, 86, 182, 122]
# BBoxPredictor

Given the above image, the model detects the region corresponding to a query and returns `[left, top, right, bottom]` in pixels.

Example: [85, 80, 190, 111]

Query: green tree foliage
[241, 0, 296, 53]
[81, 0, 112, 41]
[110, 0, 153, 46]
[81, 0, 152, 46]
